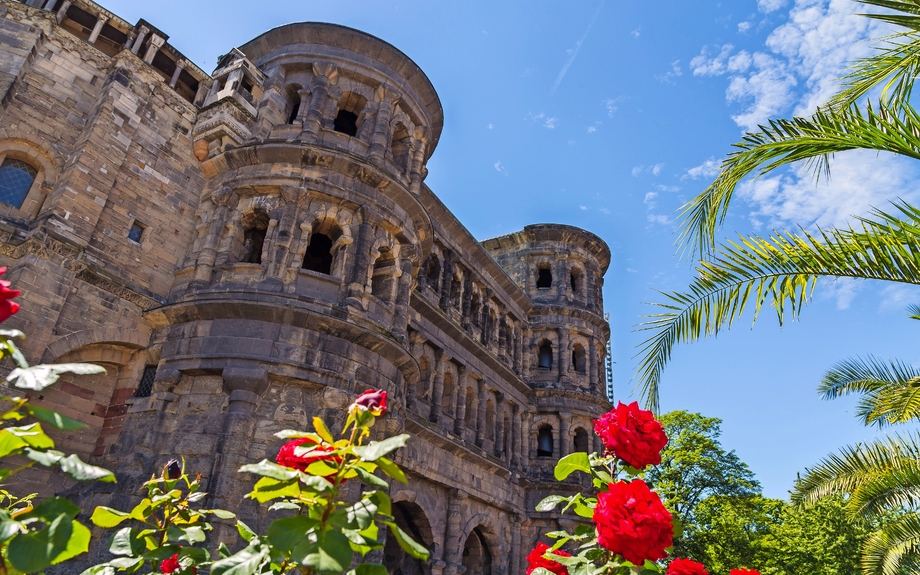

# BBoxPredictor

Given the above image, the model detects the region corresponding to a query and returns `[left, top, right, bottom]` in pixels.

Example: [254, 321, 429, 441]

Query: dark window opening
[571, 271, 581, 293]
[134, 365, 157, 398]
[537, 425, 554, 457]
[371, 255, 395, 301]
[538, 342, 553, 370]
[391, 124, 411, 172]
[0, 158, 37, 209]
[572, 345, 586, 373]
[242, 211, 269, 265]
[537, 267, 552, 289]
[574, 428, 590, 453]
[128, 220, 145, 243]
[333, 109, 359, 137]
[426, 257, 441, 292]
[287, 87, 302, 124]
[302, 233, 333, 274]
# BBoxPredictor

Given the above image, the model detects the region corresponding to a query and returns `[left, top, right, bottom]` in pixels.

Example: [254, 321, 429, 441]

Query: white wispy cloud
[758, 0, 787, 13]
[551, 1, 606, 95]
[647, 214, 671, 225]
[604, 98, 620, 117]
[739, 21, 752, 33]
[818, 277, 861, 310]
[878, 284, 917, 313]
[544, 117, 559, 129]
[631, 28, 641, 38]
[525, 112, 559, 129]
[587, 126, 597, 133]
[684, 158, 722, 180]
[644, 191, 659, 208]
[494, 161, 508, 176]
[656, 60, 683, 84]
[633, 164, 665, 177]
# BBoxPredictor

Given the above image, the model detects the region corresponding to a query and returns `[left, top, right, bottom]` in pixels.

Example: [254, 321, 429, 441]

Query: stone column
[130, 25, 148, 54]
[586, 265, 596, 310]
[295, 88, 311, 124]
[511, 404, 521, 468]
[409, 127, 427, 196]
[438, 251, 453, 311]
[442, 489, 468, 575]
[344, 212, 378, 310]
[55, 1, 71, 24]
[588, 336, 599, 394]
[302, 63, 337, 138]
[453, 365, 467, 436]
[406, 331, 423, 411]
[429, 349, 446, 423]
[392, 256, 414, 344]
[192, 191, 233, 287]
[559, 412, 572, 458]
[207, 367, 269, 517]
[267, 188, 300, 281]
[194, 79, 213, 107]
[494, 394, 505, 459]
[522, 328, 532, 378]
[460, 275, 473, 330]
[169, 59, 186, 89]
[368, 85, 397, 161]
[42, 0, 57, 10]
[143, 34, 165, 65]
[510, 513, 526, 575]
[475, 381, 486, 448]
[557, 327, 569, 380]
[521, 410, 532, 466]
[513, 325, 523, 374]
[87, 14, 109, 45]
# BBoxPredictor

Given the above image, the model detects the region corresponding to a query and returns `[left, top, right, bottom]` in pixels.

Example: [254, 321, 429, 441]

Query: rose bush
[594, 479, 673, 564]
[594, 401, 668, 469]
[526, 541, 571, 575]
[667, 558, 709, 575]
[0, 267, 20, 323]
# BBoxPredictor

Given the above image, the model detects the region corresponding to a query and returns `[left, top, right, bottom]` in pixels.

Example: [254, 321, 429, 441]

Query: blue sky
[101, 0, 920, 498]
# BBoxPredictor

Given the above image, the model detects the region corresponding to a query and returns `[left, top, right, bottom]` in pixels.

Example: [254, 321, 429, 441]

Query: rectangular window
[134, 365, 157, 398]
[128, 220, 145, 243]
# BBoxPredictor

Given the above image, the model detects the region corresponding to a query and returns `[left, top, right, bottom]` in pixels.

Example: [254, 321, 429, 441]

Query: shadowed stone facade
[0, 1, 612, 573]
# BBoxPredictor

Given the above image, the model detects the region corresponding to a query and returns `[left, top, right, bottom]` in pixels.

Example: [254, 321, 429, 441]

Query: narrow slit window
[128, 220, 145, 243]
[538, 342, 553, 370]
[537, 426, 554, 457]
[134, 365, 157, 398]
[537, 267, 552, 289]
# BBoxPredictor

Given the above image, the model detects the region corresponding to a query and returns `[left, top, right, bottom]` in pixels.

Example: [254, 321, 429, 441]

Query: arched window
[0, 158, 38, 209]
[470, 291, 481, 327]
[572, 344, 586, 373]
[538, 342, 553, 370]
[574, 428, 590, 453]
[302, 233, 333, 274]
[571, 268, 582, 294]
[391, 123, 411, 173]
[442, 372, 454, 416]
[241, 209, 269, 264]
[464, 387, 476, 427]
[371, 251, 396, 302]
[285, 85, 302, 125]
[537, 266, 552, 289]
[485, 399, 494, 439]
[418, 357, 431, 402]
[537, 425, 554, 457]
[333, 92, 367, 137]
[426, 256, 441, 292]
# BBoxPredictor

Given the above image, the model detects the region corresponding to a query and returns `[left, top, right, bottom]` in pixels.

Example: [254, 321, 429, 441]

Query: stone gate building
[0, 1, 612, 573]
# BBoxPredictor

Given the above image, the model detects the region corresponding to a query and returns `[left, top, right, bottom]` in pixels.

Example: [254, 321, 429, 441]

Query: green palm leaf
[677, 101, 920, 258]
[820, 356, 920, 426]
[861, 512, 920, 575]
[637, 203, 920, 412]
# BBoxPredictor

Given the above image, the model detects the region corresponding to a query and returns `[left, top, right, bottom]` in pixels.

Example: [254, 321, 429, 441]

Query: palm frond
[908, 303, 920, 319]
[861, 512, 920, 575]
[637, 202, 920, 412]
[677, 100, 920, 258]
[820, 355, 920, 425]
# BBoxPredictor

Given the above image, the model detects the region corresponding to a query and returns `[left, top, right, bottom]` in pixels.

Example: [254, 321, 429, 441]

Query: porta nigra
[0, 1, 612, 573]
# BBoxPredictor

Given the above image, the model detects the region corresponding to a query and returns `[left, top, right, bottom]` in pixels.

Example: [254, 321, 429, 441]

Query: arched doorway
[461, 527, 493, 575]
[383, 501, 432, 575]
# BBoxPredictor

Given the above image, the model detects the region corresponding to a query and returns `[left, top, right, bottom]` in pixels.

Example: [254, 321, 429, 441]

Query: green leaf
[344, 498, 378, 530]
[0, 429, 29, 457]
[90, 506, 134, 528]
[27, 404, 85, 430]
[0, 511, 20, 542]
[5, 422, 54, 449]
[207, 508, 236, 519]
[353, 563, 388, 575]
[354, 466, 389, 488]
[211, 543, 271, 575]
[267, 515, 316, 552]
[536, 495, 567, 512]
[368, 490, 392, 517]
[250, 476, 301, 503]
[8, 363, 106, 391]
[384, 521, 429, 561]
[352, 434, 410, 461]
[179, 525, 207, 544]
[109, 527, 145, 557]
[313, 416, 335, 444]
[554, 452, 591, 481]
[293, 529, 355, 574]
[50, 519, 91, 565]
[79, 563, 118, 575]
[239, 459, 299, 480]
[24, 449, 115, 482]
[305, 460, 341, 477]
[6, 512, 73, 572]
[376, 457, 407, 484]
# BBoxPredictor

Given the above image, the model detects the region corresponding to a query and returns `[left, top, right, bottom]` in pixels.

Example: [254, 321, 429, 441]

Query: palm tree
[633, 1, 920, 572]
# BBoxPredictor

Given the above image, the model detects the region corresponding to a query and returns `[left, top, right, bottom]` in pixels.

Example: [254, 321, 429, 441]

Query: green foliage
[86, 459, 234, 574]
[645, 411, 760, 528]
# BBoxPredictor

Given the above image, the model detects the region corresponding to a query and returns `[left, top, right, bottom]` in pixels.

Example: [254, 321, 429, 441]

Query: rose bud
[0, 267, 21, 324]
[164, 459, 182, 480]
[354, 389, 388, 416]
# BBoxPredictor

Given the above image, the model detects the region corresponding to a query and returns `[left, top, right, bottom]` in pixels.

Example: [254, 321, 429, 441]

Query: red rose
[276, 437, 342, 476]
[593, 401, 668, 469]
[160, 553, 196, 574]
[730, 570, 760, 575]
[0, 267, 20, 323]
[668, 559, 709, 575]
[593, 479, 673, 565]
[526, 541, 571, 575]
[354, 389, 388, 416]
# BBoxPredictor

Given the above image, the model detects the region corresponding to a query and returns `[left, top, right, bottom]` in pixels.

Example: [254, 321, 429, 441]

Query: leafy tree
[645, 411, 760, 528]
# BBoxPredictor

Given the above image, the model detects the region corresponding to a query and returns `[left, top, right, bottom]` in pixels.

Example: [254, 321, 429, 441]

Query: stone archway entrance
[383, 501, 433, 575]
[461, 527, 492, 575]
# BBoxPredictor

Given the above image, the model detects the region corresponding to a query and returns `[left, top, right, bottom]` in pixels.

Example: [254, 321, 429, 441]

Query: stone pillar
[559, 412, 572, 458]
[194, 79, 213, 107]
[344, 212, 378, 310]
[267, 188, 300, 281]
[588, 336, 598, 394]
[586, 265, 595, 311]
[87, 14, 109, 45]
[498, 315, 508, 362]
[169, 59, 186, 89]
[192, 192, 233, 287]
[557, 327, 569, 380]
[208, 368, 268, 510]
[392, 256, 414, 344]
[475, 380, 486, 448]
[406, 331, 423, 410]
[521, 410, 532, 466]
[429, 349, 446, 423]
[460, 275, 473, 330]
[511, 404, 521, 468]
[442, 489, 468, 575]
[295, 88, 311, 124]
[143, 34, 165, 65]
[55, 1, 71, 24]
[42, 0, 57, 10]
[302, 63, 337, 138]
[130, 25, 148, 54]
[494, 394, 505, 459]
[513, 325, 523, 374]
[510, 513, 525, 575]
[408, 127, 427, 196]
[453, 365, 467, 436]
[522, 328, 532, 378]
[439, 252, 453, 311]
[368, 86, 397, 161]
